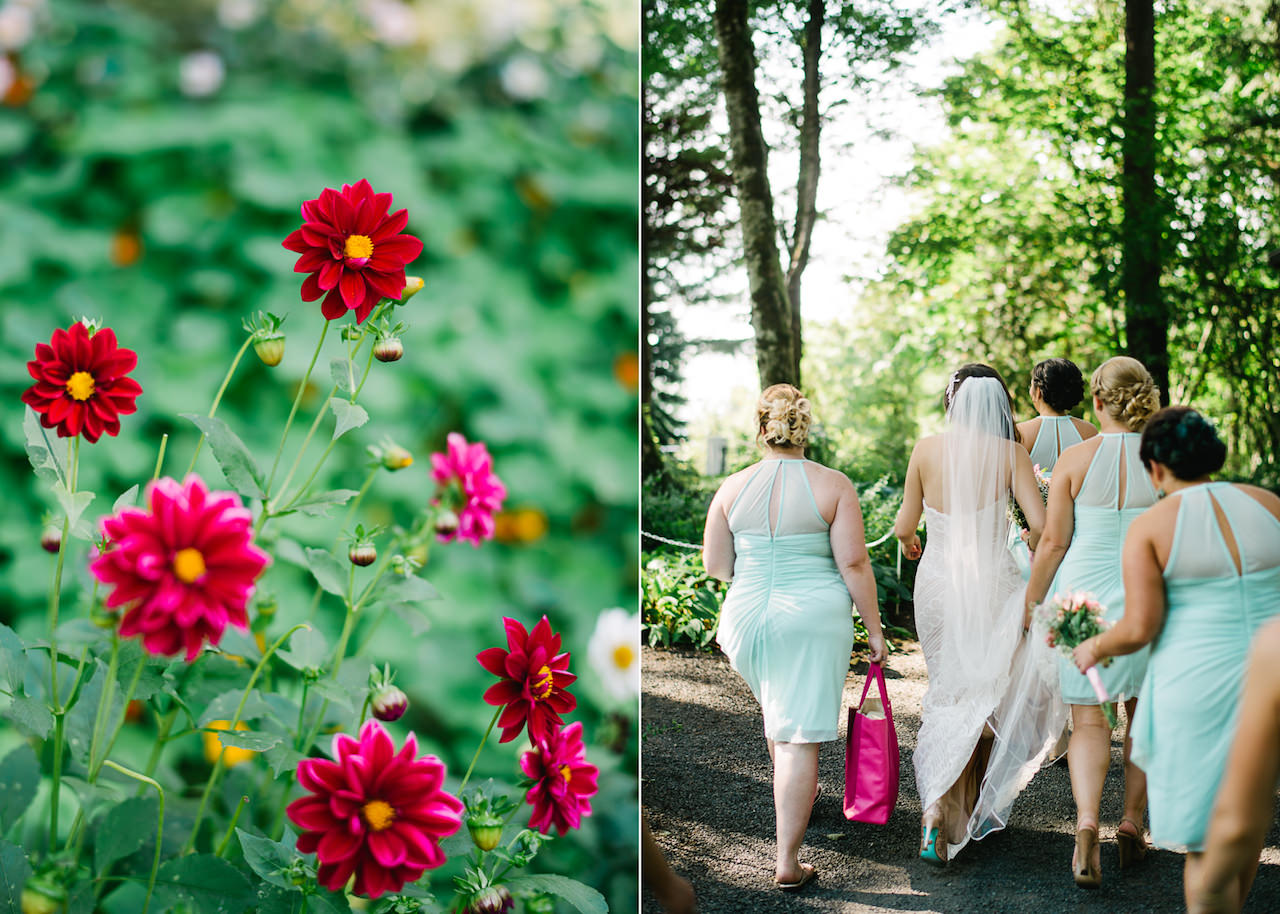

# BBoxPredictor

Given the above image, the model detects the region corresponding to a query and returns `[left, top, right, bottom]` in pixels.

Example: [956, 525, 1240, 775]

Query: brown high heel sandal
[1072, 825, 1101, 888]
[1117, 817, 1148, 869]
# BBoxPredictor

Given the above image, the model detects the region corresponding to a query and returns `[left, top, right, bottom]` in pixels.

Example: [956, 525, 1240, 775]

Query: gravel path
[641, 644, 1280, 914]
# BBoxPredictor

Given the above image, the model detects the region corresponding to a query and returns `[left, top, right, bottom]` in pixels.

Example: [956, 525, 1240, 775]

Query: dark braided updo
[1031, 358, 1086, 413]
[1139, 406, 1227, 480]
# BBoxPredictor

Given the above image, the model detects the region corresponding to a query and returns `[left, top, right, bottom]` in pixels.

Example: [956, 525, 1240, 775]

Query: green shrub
[641, 550, 724, 650]
[640, 474, 716, 552]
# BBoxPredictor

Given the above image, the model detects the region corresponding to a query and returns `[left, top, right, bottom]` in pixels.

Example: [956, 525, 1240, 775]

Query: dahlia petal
[316, 827, 362, 864]
[332, 191, 357, 234]
[294, 249, 330, 274]
[362, 268, 404, 299]
[476, 647, 509, 677]
[370, 234, 424, 262]
[301, 272, 324, 302]
[353, 292, 380, 324]
[301, 223, 339, 247]
[503, 616, 530, 652]
[282, 228, 310, 252]
[317, 856, 358, 894]
[483, 679, 523, 706]
[320, 288, 348, 320]
[339, 269, 366, 309]
[370, 208, 408, 242]
[367, 829, 408, 867]
[318, 259, 343, 291]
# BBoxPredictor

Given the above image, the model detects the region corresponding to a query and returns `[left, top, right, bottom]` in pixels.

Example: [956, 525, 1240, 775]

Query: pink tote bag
[843, 662, 899, 825]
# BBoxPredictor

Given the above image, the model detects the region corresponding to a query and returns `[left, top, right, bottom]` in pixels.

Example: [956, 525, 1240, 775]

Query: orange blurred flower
[110, 229, 143, 266]
[494, 507, 548, 544]
[203, 719, 257, 767]
[613, 351, 639, 391]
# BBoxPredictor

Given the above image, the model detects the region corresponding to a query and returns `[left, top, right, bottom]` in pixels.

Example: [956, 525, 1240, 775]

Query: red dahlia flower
[477, 616, 576, 744]
[21, 322, 142, 443]
[287, 720, 463, 899]
[90, 476, 270, 661]
[282, 179, 423, 324]
[430, 433, 507, 547]
[520, 721, 599, 835]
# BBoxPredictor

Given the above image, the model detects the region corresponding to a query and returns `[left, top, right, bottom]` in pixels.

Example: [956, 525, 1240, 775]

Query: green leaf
[112, 484, 140, 513]
[262, 741, 306, 778]
[237, 829, 300, 891]
[0, 623, 25, 693]
[391, 604, 432, 637]
[180, 414, 266, 500]
[94, 796, 159, 872]
[305, 889, 351, 914]
[305, 548, 348, 597]
[0, 744, 39, 831]
[329, 357, 354, 395]
[153, 854, 254, 914]
[197, 688, 271, 728]
[505, 874, 608, 914]
[115, 640, 168, 703]
[23, 407, 64, 485]
[4, 695, 53, 740]
[276, 627, 328, 672]
[308, 678, 354, 712]
[52, 481, 95, 531]
[284, 488, 360, 518]
[213, 728, 283, 752]
[0, 840, 32, 914]
[376, 573, 440, 605]
[328, 398, 369, 442]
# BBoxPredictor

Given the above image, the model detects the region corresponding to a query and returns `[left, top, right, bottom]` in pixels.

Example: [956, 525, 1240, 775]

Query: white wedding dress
[913, 379, 1067, 860]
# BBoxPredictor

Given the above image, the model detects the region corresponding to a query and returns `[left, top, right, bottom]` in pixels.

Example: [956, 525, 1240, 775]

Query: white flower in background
[0, 57, 13, 98]
[217, 0, 260, 30]
[179, 50, 225, 98]
[0, 3, 34, 50]
[587, 608, 640, 702]
[362, 0, 417, 47]
[500, 55, 549, 100]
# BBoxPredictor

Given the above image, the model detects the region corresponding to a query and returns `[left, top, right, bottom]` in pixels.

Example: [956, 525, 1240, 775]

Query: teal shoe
[920, 825, 946, 867]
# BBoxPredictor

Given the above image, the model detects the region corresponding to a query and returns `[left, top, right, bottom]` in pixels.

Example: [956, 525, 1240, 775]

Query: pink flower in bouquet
[282, 179, 423, 324]
[287, 720, 463, 899]
[90, 476, 269, 661]
[520, 721, 598, 835]
[430, 433, 507, 547]
[477, 616, 577, 743]
[21, 322, 142, 443]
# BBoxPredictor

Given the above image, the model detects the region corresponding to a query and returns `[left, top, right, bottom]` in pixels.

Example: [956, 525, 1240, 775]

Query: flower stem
[46, 434, 80, 852]
[459, 707, 503, 792]
[185, 624, 310, 853]
[215, 796, 250, 858]
[102, 760, 164, 914]
[263, 321, 330, 508]
[294, 678, 312, 753]
[187, 336, 254, 475]
[152, 433, 169, 482]
[86, 633, 122, 779]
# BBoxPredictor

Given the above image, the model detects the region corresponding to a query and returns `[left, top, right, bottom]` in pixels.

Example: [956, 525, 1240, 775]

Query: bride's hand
[900, 534, 922, 561]
[867, 633, 887, 664]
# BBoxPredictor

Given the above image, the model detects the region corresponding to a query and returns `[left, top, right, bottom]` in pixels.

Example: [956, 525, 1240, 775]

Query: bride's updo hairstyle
[1139, 406, 1227, 480]
[756, 383, 812, 449]
[1031, 358, 1086, 413]
[1091, 356, 1161, 432]
[943, 363, 1020, 442]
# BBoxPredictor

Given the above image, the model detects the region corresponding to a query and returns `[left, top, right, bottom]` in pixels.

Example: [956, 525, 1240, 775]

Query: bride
[894, 363, 1067, 864]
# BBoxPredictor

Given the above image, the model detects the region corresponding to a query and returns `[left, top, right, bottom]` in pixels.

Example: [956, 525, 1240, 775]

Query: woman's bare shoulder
[1016, 416, 1041, 448]
[1233, 483, 1280, 520]
[1071, 417, 1099, 439]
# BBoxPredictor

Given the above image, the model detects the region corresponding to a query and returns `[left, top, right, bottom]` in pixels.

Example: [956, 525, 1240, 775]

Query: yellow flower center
[362, 799, 396, 832]
[612, 644, 635, 670]
[559, 764, 572, 785]
[65, 371, 96, 401]
[532, 664, 555, 701]
[344, 234, 374, 260]
[173, 548, 207, 583]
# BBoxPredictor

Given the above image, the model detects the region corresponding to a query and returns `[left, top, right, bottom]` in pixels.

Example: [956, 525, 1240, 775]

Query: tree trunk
[1121, 0, 1168, 402]
[714, 0, 798, 388]
[785, 0, 825, 381]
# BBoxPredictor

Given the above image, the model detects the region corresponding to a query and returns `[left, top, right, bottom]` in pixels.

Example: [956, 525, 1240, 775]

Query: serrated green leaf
[308, 678, 354, 712]
[0, 744, 39, 831]
[237, 829, 300, 891]
[276, 627, 328, 672]
[263, 741, 306, 778]
[23, 407, 64, 485]
[197, 688, 271, 727]
[52, 481, 95, 531]
[4, 694, 53, 740]
[94, 796, 158, 872]
[180, 413, 266, 499]
[154, 854, 253, 914]
[0, 840, 32, 914]
[0, 623, 25, 693]
[376, 573, 440, 605]
[329, 357, 354, 395]
[328, 398, 368, 442]
[305, 548, 348, 598]
[213, 728, 282, 751]
[505, 874, 608, 914]
[283, 488, 360, 518]
[390, 603, 432, 637]
[112, 484, 140, 513]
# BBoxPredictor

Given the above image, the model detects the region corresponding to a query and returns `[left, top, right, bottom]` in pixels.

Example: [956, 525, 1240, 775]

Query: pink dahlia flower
[520, 721, 599, 835]
[430, 432, 506, 547]
[282, 179, 424, 324]
[90, 475, 269, 661]
[477, 616, 577, 744]
[21, 322, 142, 443]
[287, 720, 463, 899]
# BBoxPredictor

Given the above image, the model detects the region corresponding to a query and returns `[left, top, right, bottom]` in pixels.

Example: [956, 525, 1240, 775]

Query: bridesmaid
[1073, 407, 1280, 909]
[1024, 356, 1160, 888]
[1016, 357, 1099, 472]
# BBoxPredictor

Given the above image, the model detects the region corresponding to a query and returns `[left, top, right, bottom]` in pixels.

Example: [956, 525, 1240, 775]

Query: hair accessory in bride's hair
[945, 372, 960, 407]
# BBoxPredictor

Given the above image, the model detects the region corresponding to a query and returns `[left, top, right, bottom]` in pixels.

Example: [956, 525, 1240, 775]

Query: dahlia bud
[90, 602, 118, 630]
[382, 443, 413, 470]
[20, 881, 65, 914]
[466, 815, 504, 852]
[349, 542, 377, 567]
[373, 336, 403, 363]
[465, 885, 514, 914]
[371, 684, 408, 722]
[399, 276, 425, 302]
[40, 524, 61, 554]
[253, 333, 285, 367]
[434, 508, 459, 539]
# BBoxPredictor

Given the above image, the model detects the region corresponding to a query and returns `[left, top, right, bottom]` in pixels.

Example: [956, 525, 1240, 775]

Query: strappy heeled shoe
[1072, 825, 1101, 888]
[920, 821, 947, 867]
[1117, 817, 1148, 869]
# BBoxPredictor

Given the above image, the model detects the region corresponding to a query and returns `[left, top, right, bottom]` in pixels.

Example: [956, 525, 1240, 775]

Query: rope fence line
[641, 528, 900, 551]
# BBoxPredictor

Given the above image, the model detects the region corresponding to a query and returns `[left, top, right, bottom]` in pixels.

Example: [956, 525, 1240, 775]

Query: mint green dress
[715, 459, 856, 743]
[1130, 483, 1280, 850]
[1011, 416, 1085, 578]
[1051, 433, 1156, 703]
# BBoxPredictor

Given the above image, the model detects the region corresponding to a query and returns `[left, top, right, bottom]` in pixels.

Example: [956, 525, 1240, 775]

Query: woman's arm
[1073, 514, 1165, 668]
[1011, 446, 1046, 551]
[1188, 620, 1280, 913]
[831, 476, 886, 663]
[894, 442, 925, 561]
[1024, 462, 1076, 624]
[701, 484, 736, 582]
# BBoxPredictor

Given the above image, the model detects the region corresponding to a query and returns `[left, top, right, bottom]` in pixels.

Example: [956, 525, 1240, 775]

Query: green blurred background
[0, 0, 639, 909]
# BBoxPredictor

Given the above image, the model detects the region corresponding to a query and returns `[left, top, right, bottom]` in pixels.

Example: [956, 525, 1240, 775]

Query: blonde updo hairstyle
[756, 383, 812, 449]
[1091, 356, 1161, 432]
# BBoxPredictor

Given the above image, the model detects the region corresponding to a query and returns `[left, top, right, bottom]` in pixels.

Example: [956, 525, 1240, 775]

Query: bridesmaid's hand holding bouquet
[1037, 591, 1118, 727]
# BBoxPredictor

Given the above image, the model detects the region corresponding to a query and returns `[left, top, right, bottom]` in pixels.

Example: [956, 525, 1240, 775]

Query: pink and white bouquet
[1037, 590, 1117, 727]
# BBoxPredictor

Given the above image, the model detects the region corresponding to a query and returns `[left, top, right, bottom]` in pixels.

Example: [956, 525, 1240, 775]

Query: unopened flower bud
[399, 276, 424, 302]
[254, 333, 285, 367]
[349, 542, 377, 567]
[40, 525, 61, 553]
[90, 602, 118, 629]
[373, 336, 403, 363]
[371, 684, 408, 722]
[434, 509, 459, 539]
[382, 444, 413, 470]
[21, 881, 65, 914]
[466, 815, 505, 852]
[465, 885, 514, 914]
